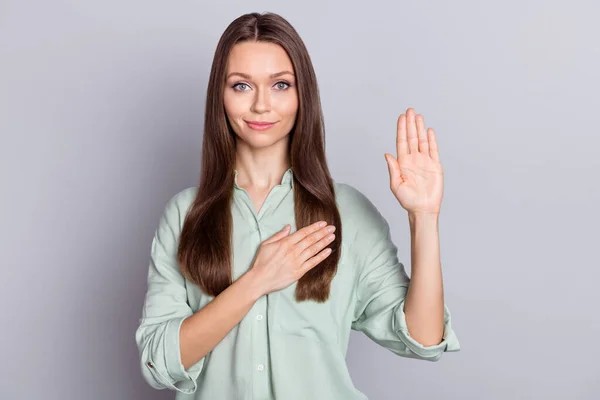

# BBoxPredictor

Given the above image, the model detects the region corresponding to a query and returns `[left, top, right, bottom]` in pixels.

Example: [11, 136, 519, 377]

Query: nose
[251, 86, 271, 114]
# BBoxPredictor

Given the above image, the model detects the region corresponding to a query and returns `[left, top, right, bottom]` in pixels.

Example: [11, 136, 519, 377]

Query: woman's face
[224, 41, 298, 149]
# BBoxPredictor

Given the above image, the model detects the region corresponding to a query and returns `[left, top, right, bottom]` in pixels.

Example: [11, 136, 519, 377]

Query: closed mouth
[245, 121, 277, 126]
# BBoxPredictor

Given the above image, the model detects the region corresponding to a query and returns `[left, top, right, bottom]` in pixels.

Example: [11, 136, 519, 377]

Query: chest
[244, 188, 271, 215]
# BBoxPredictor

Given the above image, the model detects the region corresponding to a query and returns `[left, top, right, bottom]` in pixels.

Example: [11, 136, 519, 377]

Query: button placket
[250, 282, 269, 398]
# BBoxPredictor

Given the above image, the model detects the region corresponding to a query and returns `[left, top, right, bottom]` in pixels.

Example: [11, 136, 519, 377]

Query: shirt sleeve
[135, 192, 205, 394]
[350, 195, 460, 361]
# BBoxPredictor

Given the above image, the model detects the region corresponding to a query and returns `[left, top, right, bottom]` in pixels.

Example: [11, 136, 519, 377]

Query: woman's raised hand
[248, 221, 336, 296]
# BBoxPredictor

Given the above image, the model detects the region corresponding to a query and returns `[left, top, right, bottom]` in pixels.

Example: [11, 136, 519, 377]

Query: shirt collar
[233, 168, 294, 190]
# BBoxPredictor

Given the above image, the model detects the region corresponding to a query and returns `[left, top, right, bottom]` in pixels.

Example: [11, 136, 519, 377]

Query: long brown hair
[177, 12, 342, 303]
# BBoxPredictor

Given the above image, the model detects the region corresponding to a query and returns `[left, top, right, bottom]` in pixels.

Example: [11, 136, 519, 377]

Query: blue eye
[275, 81, 291, 90]
[232, 83, 250, 91]
[231, 81, 292, 92]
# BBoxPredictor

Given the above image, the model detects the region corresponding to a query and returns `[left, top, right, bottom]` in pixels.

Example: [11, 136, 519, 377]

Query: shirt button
[256, 314, 263, 320]
[147, 362, 154, 368]
[257, 364, 264, 371]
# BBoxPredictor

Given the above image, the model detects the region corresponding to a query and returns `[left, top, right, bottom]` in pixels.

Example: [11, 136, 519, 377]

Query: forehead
[226, 41, 294, 77]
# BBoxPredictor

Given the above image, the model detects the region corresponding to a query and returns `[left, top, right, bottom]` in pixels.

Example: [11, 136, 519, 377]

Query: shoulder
[167, 186, 198, 209]
[159, 186, 198, 230]
[333, 181, 374, 210]
[333, 181, 389, 237]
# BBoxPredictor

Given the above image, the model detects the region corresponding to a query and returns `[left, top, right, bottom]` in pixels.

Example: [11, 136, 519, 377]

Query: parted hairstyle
[177, 12, 342, 303]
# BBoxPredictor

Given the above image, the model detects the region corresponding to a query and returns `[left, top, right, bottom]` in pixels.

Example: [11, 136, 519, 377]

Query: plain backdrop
[1, 1, 598, 399]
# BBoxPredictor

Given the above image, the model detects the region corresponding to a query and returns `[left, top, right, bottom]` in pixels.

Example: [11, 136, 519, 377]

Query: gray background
[1, 0, 598, 399]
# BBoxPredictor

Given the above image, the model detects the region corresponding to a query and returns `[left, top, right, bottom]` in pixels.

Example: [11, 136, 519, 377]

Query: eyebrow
[226, 71, 295, 80]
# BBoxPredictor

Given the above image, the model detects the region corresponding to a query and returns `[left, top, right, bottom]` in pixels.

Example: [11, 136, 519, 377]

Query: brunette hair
[177, 12, 342, 302]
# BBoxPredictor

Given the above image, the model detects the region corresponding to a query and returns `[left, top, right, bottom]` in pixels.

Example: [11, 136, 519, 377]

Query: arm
[135, 192, 264, 394]
[359, 107, 460, 360]
[178, 271, 263, 369]
[403, 211, 444, 346]
[350, 193, 460, 361]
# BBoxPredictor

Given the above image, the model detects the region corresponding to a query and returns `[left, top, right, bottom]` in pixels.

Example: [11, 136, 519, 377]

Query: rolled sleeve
[135, 190, 205, 393]
[164, 316, 199, 383]
[137, 316, 204, 394]
[393, 300, 460, 361]
[350, 190, 460, 361]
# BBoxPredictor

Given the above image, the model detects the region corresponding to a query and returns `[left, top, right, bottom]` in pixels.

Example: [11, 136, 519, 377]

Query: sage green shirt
[135, 168, 460, 399]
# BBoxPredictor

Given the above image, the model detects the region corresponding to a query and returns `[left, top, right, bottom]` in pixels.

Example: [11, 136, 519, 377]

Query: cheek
[275, 96, 299, 118]
[223, 92, 249, 119]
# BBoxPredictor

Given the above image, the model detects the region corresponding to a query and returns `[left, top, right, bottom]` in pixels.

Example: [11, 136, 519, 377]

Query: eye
[232, 83, 250, 92]
[231, 81, 292, 92]
[274, 81, 291, 90]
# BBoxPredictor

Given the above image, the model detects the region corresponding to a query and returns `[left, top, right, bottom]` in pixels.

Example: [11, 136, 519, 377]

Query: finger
[296, 224, 335, 252]
[396, 114, 408, 157]
[286, 220, 328, 244]
[428, 128, 441, 162]
[262, 224, 291, 245]
[416, 114, 429, 155]
[299, 247, 333, 275]
[385, 153, 402, 187]
[298, 230, 335, 261]
[406, 108, 418, 154]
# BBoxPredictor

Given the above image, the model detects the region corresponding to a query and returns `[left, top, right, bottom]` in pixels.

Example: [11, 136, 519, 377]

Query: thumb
[262, 224, 291, 245]
[384, 153, 401, 188]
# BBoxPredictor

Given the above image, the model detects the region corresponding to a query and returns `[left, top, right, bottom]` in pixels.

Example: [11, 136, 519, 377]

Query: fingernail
[318, 221, 327, 227]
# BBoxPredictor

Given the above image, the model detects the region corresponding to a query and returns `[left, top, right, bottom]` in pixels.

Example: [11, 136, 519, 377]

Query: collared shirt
[135, 168, 460, 399]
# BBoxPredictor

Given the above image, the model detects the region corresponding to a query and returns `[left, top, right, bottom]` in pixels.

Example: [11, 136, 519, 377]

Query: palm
[384, 108, 444, 215]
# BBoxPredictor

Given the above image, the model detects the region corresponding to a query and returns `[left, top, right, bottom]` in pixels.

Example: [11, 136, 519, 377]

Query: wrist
[240, 269, 265, 301]
[408, 211, 439, 223]
[408, 212, 439, 234]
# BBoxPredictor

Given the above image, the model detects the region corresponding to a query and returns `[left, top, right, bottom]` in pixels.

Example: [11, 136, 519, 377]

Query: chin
[236, 129, 291, 149]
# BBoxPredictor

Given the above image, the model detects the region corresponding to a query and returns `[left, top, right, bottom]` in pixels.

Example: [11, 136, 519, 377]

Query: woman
[135, 11, 460, 400]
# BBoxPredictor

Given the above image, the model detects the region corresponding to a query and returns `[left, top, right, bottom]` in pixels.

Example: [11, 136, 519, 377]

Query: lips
[245, 121, 276, 126]
[245, 120, 278, 131]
